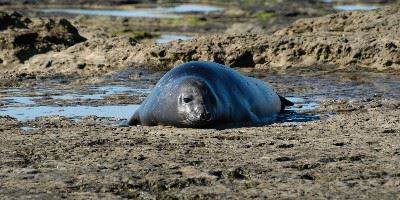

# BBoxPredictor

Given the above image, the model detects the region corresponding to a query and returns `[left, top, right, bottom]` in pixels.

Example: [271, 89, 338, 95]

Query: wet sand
[1, 70, 400, 199]
[1, 1, 400, 199]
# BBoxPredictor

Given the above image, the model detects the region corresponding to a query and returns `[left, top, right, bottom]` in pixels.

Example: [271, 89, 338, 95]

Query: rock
[3, 7, 400, 75]
[129, 7, 399, 71]
[275, 6, 400, 35]
[0, 11, 29, 30]
[225, 23, 264, 35]
[0, 11, 86, 65]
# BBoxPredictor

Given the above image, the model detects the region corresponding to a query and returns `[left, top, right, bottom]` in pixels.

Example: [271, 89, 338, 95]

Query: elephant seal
[128, 61, 293, 127]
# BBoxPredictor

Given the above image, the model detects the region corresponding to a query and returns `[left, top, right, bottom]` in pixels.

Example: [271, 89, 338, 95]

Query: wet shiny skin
[128, 61, 287, 128]
[177, 78, 217, 126]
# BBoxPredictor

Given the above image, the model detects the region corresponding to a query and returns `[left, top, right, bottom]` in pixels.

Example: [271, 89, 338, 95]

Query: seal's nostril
[200, 112, 211, 121]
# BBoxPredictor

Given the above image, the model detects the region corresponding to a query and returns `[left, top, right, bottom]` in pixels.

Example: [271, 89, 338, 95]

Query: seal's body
[128, 61, 292, 127]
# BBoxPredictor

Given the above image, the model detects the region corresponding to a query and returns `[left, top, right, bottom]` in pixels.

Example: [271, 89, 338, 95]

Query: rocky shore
[0, 11, 86, 66]
[1, 2, 400, 199]
[1, 6, 399, 81]
[130, 6, 400, 72]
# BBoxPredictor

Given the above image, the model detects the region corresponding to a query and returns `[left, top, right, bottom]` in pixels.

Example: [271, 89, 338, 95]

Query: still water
[1, 85, 319, 122]
[333, 4, 381, 11]
[38, 4, 224, 19]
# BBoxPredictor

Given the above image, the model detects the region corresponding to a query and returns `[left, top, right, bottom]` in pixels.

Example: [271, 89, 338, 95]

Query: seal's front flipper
[278, 95, 294, 112]
[127, 111, 141, 126]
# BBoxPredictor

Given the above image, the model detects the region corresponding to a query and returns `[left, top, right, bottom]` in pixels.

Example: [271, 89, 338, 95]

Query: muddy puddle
[333, 4, 381, 11]
[0, 85, 150, 121]
[37, 4, 210, 44]
[0, 84, 320, 124]
[156, 34, 193, 44]
[3, 69, 398, 127]
[321, 0, 382, 11]
[37, 4, 223, 19]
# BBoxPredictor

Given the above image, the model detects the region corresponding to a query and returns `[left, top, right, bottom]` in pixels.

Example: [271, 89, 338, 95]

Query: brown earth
[0, 71, 399, 199]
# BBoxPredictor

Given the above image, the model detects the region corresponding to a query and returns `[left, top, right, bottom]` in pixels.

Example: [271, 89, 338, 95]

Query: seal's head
[176, 77, 217, 127]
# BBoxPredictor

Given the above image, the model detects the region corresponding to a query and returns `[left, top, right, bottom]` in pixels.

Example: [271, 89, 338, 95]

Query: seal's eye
[183, 97, 192, 103]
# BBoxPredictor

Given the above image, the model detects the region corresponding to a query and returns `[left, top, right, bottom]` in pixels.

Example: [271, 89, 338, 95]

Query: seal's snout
[200, 112, 212, 121]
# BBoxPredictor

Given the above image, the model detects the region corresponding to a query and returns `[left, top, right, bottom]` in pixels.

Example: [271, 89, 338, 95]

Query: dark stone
[0, 11, 28, 30]
[77, 63, 86, 69]
[275, 156, 295, 162]
[13, 32, 38, 46]
[277, 143, 294, 148]
[1, 11, 86, 63]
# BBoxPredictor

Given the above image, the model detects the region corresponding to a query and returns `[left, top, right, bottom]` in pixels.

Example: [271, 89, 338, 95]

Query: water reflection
[1, 105, 138, 121]
[38, 4, 223, 19]
[278, 97, 320, 123]
[320, 0, 382, 11]
[1, 83, 321, 124]
[334, 4, 381, 11]
[156, 34, 193, 44]
[1, 85, 146, 121]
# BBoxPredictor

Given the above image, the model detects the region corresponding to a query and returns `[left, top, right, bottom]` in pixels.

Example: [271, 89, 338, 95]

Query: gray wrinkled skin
[128, 61, 289, 128]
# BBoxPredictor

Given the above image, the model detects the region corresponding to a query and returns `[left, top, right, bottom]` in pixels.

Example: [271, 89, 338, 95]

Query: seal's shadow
[210, 111, 320, 130]
[118, 110, 320, 129]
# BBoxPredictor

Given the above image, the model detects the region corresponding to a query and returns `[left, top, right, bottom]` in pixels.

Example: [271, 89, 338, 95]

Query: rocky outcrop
[129, 6, 400, 71]
[272, 6, 400, 70]
[23, 36, 136, 74]
[0, 11, 86, 65]
[3, 7, 400, 75]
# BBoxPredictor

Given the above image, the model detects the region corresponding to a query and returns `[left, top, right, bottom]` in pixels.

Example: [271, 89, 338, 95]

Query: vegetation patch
[109, 28, 157, 41]
[166, 16, 208, 26]
[254, 11, 274, 21]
